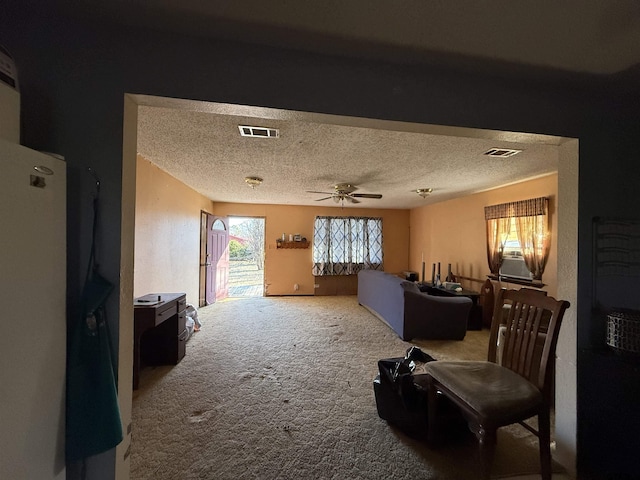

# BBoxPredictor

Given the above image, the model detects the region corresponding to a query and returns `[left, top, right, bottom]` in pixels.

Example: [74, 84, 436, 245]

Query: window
[212, 219, 226, 230]
[485, 197, 550, 281]
[312, 216, 383, 275]
[499, 218, 534, 280]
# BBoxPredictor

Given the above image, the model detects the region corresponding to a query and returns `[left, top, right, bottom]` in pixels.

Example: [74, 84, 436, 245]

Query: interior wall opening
[123, 94, 579, 477]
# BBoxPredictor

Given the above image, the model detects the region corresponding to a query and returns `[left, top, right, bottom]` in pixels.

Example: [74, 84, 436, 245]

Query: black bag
[373, 347, 435, 438]
[373, 346, 465, 439]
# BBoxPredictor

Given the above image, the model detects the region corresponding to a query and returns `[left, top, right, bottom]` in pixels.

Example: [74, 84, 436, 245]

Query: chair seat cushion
[424, 361, 542, 422]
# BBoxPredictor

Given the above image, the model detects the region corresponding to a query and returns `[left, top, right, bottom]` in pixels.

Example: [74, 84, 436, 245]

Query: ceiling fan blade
[306, 190, 334, 195]
[347, 197, 361, 204]
[314, 196, 333, 201]
[351, 193, 383, 199]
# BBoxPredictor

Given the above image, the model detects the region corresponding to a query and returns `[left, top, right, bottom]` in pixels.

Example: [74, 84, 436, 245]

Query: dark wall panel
[2, 3, 640, 478]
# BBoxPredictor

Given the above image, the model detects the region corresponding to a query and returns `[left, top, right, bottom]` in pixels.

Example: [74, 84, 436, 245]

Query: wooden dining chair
[424, 288, 570, 480]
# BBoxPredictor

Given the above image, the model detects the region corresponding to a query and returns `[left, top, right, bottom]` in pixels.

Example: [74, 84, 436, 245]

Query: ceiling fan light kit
[244, 176, 263, 188]
[416, 188, 433, 198]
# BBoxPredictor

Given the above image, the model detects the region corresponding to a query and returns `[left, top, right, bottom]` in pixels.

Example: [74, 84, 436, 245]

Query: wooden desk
[133, 293, 187, 389]
[417, 283, 483, 330]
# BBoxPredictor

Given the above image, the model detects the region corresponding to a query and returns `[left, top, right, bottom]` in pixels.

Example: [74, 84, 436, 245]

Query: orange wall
[212, 203, 410, 295]
[134, 156, 214, 304]
[136, 154, 555, 300]
[409, 174, 558, 297]
[135, 155, 410, 299]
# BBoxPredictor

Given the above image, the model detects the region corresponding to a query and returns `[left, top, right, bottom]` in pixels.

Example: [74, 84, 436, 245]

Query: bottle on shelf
[446, 263, 453, 282]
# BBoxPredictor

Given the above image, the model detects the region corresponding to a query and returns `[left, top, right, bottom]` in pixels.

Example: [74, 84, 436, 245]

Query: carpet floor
[131, 295, 563, 479]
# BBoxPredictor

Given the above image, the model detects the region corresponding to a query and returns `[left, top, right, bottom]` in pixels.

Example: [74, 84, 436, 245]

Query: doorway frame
[121, 95, 579, 478]
[199, 211, 208, 307]
[228, 215, 267, 297]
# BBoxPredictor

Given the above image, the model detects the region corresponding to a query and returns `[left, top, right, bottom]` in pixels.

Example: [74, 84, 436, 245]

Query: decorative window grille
[312, 216, 383, 276]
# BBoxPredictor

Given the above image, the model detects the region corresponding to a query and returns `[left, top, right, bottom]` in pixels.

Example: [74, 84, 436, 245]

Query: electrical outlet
[314, 284, 320, 288]
[294, 283, 299, 291]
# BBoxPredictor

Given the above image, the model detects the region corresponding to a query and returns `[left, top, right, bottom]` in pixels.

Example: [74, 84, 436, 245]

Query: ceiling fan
[307, 183, 383, 204]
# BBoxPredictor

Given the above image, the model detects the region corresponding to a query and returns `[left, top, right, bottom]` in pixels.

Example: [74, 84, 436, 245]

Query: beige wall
[213, 203, 410, 295]
[134, 156, 214, 304]
[409, 174, 558, 297]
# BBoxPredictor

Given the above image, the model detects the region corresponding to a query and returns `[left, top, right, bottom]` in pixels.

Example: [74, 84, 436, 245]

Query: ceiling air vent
[238, 125, 279, 138]
[484, 148, 522, 158]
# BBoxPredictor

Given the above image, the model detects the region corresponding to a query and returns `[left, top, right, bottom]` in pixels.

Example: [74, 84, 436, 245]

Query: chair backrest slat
[520, 305, 543, 379]
[488, 288, 570, 397]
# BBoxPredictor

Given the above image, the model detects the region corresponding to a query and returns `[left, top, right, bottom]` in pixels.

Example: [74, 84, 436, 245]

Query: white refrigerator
[0, 138, 66, 479]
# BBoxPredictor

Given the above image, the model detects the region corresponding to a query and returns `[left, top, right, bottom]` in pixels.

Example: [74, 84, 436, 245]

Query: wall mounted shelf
[277, 241, 310, 249]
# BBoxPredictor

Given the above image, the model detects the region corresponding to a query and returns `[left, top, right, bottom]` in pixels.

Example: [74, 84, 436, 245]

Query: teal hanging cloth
[66, 169, 123, 462]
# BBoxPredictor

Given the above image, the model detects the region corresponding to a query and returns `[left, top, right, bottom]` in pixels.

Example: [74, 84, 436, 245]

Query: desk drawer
[155, 303, 178, 326]
[177, 329, 187, 362]
[177, 310, 186, 334]
[177, 296, 187, 313]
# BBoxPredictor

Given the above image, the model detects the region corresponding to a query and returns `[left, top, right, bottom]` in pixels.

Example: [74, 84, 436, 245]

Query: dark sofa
[357, 269, 472, 341]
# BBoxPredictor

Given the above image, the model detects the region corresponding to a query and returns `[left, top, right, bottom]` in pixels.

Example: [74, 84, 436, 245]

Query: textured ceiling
[136, 96, 562, 210]
[107, 1, 638, 209]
